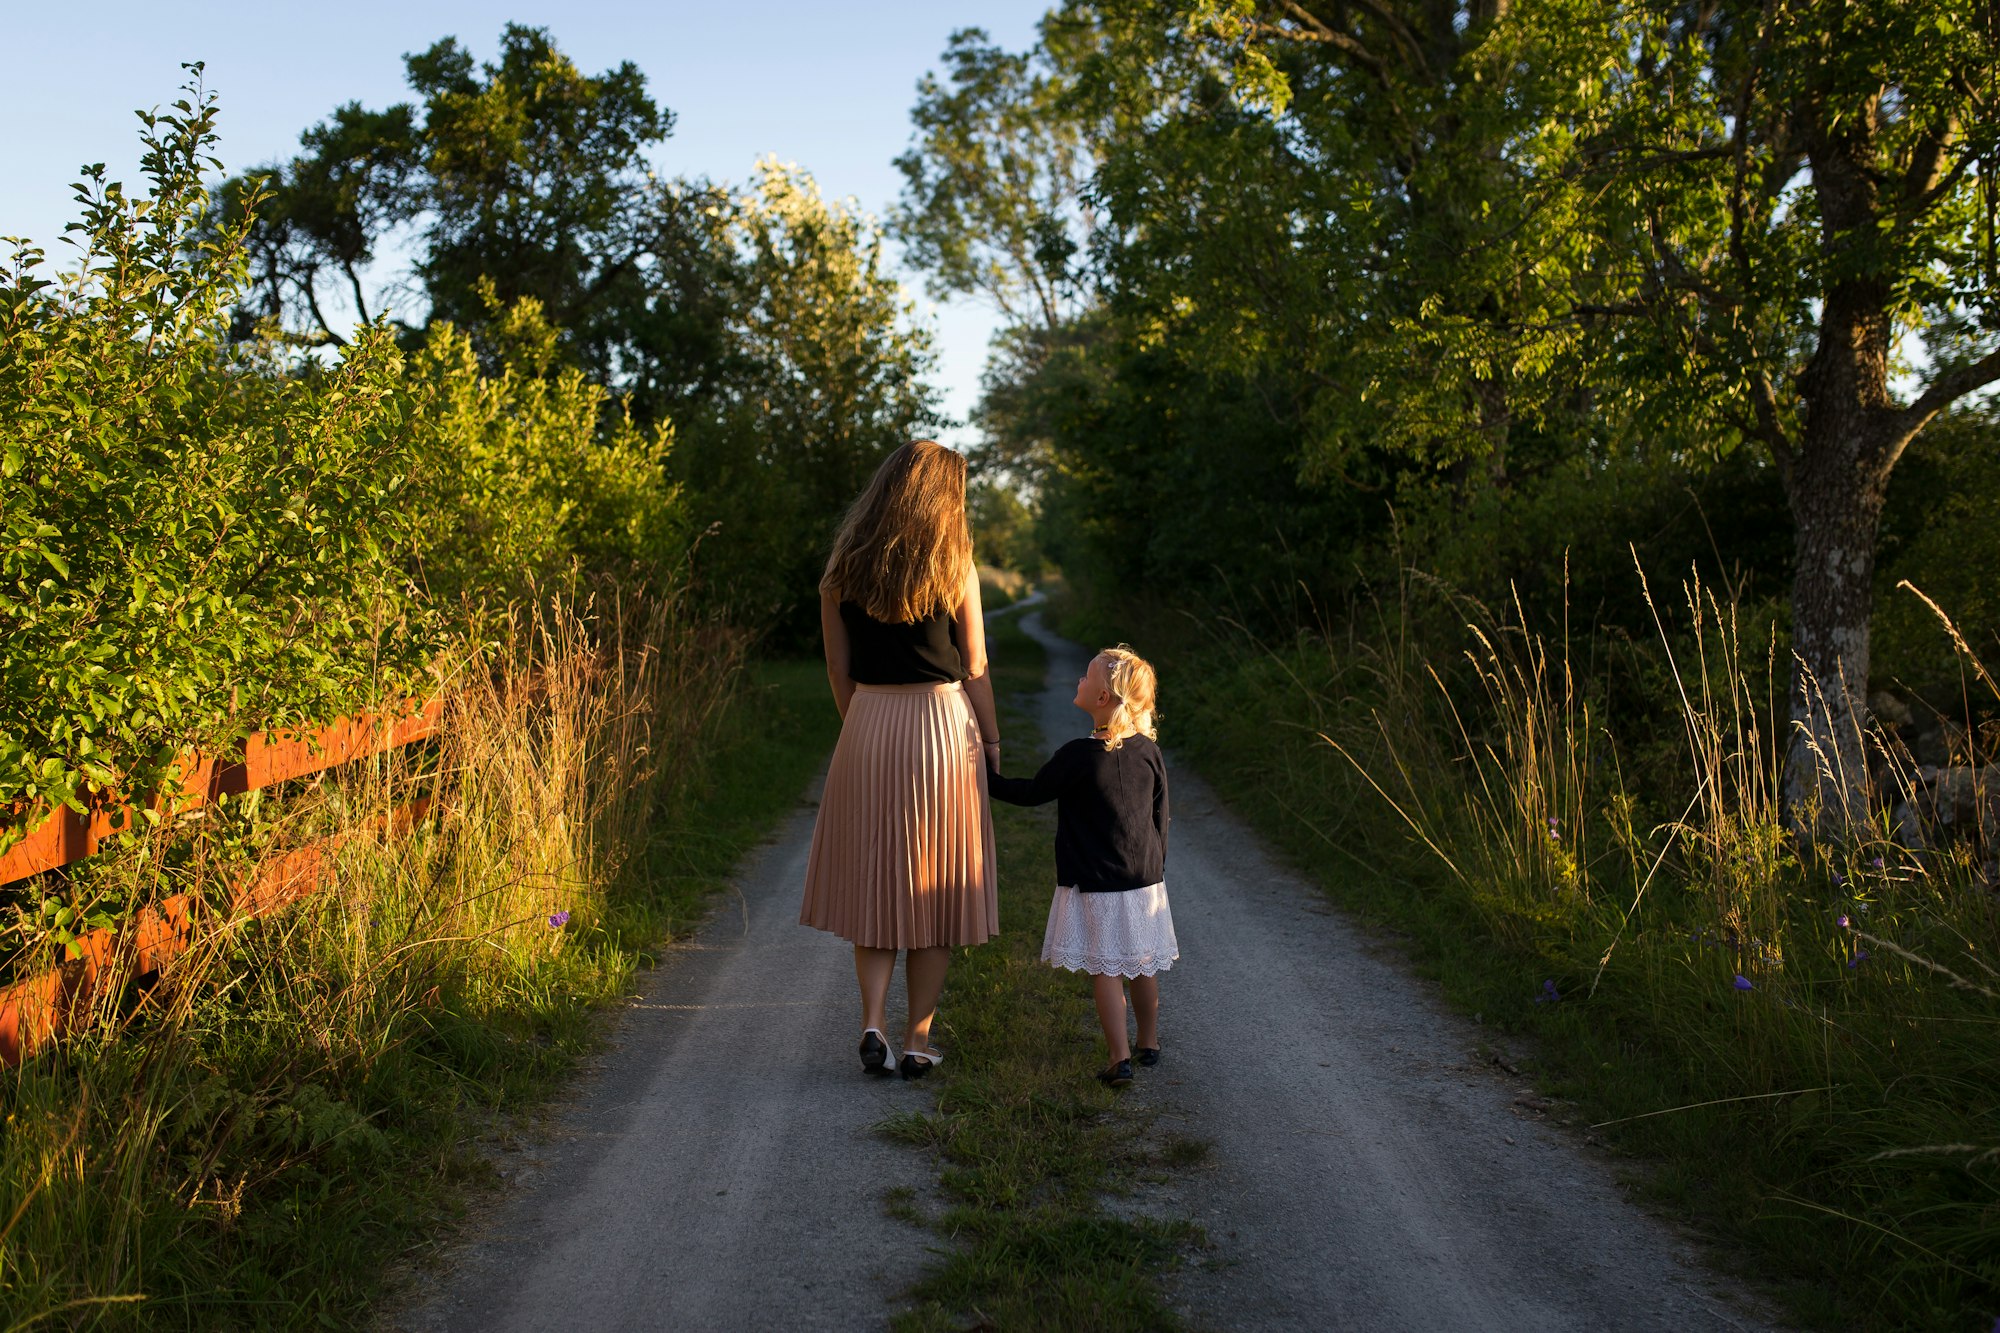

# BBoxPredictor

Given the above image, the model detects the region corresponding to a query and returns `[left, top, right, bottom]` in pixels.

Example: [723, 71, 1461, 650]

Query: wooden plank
[0, 796, 440, 1065]
[0, 699, 443, 889]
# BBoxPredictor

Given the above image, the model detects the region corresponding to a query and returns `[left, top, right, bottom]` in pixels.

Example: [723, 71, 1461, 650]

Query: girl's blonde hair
[820, 440, 973, 623]
[1097, 644, 1158, 749]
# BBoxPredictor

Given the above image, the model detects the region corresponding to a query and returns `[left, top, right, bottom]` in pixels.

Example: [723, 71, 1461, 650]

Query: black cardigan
[986, 735, 1169, 892]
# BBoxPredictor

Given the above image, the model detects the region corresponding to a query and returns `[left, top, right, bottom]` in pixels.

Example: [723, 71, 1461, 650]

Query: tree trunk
[1782, 100, 1900, 835]
[1782, 413, 1888, 831]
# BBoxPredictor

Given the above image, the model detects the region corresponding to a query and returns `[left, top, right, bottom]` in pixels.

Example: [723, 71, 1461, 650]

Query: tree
[672, 161, 942, 636]
[1061, 0, 1602, 487]
[1558, 0, 2000, 826]
[223, 25, 738, 428]
[1053, 0, 2000, 829]
[223, 101, 420, 341]
[1, 68, 697, 841]
[893, 26, 1100, 332]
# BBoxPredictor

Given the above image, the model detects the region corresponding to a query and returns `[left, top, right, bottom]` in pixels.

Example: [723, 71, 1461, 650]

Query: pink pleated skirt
[801, 682, 999, 949]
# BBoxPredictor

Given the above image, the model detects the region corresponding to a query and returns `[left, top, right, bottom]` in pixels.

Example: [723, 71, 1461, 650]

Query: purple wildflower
[1831, 871, 1847, 886]
[1847, 949, 1871, 969]
[1836, 915, 1851, 929]
[1733, 974, 1754, 991]
[548, 910, 571, 929]
[1870, 856, 1885, 869]
[1534, 979, 1561, 1004]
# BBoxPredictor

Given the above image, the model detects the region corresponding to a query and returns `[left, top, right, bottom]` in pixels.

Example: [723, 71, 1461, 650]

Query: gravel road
[392, 604, 1777, 1332]
[1014, 609, 1775, 1332]
[390, 784, 939, 1333]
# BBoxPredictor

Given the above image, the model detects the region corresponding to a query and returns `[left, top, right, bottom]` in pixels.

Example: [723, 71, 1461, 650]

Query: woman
[800, 440, 1001, 1079]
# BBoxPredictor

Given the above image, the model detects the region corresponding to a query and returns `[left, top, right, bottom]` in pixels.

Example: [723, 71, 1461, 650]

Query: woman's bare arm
[821, 592, 856, 720]
[956, 567, 1002, 756]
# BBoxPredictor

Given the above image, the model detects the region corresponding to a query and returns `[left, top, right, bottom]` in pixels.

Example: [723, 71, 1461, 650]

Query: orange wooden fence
[0, 700, 445, 1065]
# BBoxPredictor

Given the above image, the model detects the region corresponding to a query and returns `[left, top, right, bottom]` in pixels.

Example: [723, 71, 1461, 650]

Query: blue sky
[0, 3, 1052, 444]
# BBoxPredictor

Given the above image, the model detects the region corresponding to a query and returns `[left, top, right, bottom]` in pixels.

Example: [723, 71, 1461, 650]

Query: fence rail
[1, 700, 445, 887]
[0, 699, 446, 1064]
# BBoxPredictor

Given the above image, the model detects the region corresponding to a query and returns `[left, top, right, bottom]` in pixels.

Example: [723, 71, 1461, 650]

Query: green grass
[0, 641, 838, 1330]
[888, 609, 1199, 1333]
[1046, 585, 2000, 1333]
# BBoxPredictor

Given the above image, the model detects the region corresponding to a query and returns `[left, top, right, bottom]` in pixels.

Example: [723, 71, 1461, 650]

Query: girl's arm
[955, 565, 1003, 761]
[987, 744, 1073, 807]
[1153, 752, 1171, 858]
[821, 592, 856, 720]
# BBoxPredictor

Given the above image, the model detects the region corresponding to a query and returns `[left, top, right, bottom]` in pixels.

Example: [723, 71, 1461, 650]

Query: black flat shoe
[860, 1028, 891, 1076]
[899, 1048, 944, 1080]
[1096, 1059, 1134, 1087]
[1136, 1047, 1160, 1068]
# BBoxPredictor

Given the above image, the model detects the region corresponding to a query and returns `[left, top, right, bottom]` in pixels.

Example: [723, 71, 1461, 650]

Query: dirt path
[394, 604, 1775, 1332]
[390, 785, 937, 1333]
[1015, 609, 1775, 1332]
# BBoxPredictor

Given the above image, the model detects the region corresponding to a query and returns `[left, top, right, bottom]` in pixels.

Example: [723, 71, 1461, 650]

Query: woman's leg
[903, 946, 951, 1053]
[1091, 973, 1132, 1064]
[1129, 975, 1159, 1050]
[855, 945, 896, 1034]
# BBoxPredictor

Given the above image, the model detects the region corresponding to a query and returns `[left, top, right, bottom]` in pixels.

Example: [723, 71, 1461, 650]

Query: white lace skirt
[1040, 883, 1179, 978]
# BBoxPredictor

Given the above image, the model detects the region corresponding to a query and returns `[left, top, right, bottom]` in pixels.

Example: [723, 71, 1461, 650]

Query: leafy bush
[403, 285, 685, 615]
[0, 74, 690, 853]
[0, 83, 426, 833]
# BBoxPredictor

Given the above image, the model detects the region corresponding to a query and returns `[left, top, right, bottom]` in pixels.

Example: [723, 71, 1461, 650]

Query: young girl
[986, 645, 1176, 1087]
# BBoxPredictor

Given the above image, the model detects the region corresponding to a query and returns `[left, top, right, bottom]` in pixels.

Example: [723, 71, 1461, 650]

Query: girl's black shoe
[1136, 1047, 1161, 1068]
[860, 1028, 891, 1076]
[1097, 1059, 1134, 1087]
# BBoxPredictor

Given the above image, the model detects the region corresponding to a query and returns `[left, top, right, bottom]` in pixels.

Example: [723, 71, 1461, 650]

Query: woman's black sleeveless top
[841, 601, 965, 684]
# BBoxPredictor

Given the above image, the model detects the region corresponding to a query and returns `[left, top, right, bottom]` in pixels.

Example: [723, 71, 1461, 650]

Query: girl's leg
[1129, 975, 1160, 1050]
[1091, 973, 1132, 1063]
[903, 946, 951, 1053]
[855, 945, 896, 1034]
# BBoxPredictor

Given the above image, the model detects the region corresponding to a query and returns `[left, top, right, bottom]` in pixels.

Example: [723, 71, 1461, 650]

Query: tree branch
[1728, 0, 1774, 290]
[342, 259, 372, 326]
[1568, 301, 1654, 317]
[296, 268, 350, 349]
[1898, 112, 1959, 204]
[1750, 371, 1796, 470]
[1901, 343, 2000, 427]
[1245, 16, 1390, 84]
[1315, 0, 1430, 78]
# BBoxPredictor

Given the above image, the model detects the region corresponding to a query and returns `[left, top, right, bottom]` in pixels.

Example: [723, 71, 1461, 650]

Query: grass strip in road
[885, 610, 1201, 1333]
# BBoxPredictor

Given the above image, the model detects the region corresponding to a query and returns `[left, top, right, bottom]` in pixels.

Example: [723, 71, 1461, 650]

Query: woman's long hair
[820, 440, 973, 623]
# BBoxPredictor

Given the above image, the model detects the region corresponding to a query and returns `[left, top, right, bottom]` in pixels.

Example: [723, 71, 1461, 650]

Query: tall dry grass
[1135, 561, 1999, 1326]
[0, 586, 743, 1328]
